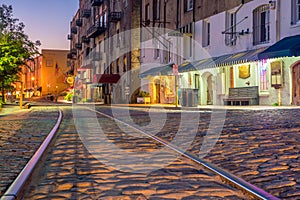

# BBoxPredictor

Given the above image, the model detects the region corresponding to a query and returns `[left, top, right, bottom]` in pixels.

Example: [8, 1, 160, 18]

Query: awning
[219, 47, 267, 66]
[139, 63, 174, 78]
[93, 74, 121, 84]
[179, 54, 233, 73]
[258, 35, 300, 59]
[179, 48, 266, 73]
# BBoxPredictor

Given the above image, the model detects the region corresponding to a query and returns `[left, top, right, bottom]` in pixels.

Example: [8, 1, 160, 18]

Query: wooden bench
[223, 86, 259, 106]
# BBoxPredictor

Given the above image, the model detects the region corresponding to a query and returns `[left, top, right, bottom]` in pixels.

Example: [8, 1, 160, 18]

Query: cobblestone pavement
[23, 107, 250, 199]
[97, 106, 299, 199]
[0, 106, 59, 196]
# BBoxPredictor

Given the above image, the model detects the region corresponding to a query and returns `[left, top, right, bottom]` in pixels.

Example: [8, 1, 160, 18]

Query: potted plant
[137, 91, 150, 104]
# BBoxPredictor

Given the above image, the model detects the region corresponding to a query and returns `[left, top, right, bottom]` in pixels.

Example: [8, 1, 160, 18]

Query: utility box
[181, 89, 198, 107]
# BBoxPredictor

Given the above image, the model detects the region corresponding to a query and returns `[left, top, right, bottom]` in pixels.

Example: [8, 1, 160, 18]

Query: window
[123, 0, 128, 7]
[154, 0, 160, 20]
[116, 58, 120, 73]
[253, 5, 270, 45]
[202, 19, 210, 47]
[116, 29, 120, 47]
[189, 36, 193, 58]
[225, 12, 236, 46]
[259, 61, 268, 91]
[46, 60, 53, 67]
[145, 4, 150, 22]
[185, 0, 193, 12]
[154, 40, 160, 59]
[291, 0, 300, 25]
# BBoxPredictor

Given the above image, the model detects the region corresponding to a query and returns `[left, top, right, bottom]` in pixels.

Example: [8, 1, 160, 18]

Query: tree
[0, 4, 40, 102]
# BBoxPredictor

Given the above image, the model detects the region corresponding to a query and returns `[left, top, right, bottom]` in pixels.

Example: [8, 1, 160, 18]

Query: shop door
[155, 82, 160, 103]
[292, 63, 300, 105]
[207, 74, 213, 105]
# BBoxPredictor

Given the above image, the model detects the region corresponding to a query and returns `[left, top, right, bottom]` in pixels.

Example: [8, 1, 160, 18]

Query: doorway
[207, 74, 213, 105]
[292, 63, 300, 105]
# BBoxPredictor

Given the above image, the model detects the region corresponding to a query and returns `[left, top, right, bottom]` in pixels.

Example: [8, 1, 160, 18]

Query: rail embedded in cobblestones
[1, 109, 63, 200]
[90, 107, 280, 200]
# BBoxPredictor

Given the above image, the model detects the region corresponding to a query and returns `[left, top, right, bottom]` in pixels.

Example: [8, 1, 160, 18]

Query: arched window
[253, 5, 270, 45]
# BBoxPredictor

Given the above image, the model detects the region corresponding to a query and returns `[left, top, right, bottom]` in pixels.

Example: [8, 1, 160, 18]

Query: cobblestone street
[22, 107, 249, 200]
[0, 105, 299, 199]
[0, 106, 59, 196]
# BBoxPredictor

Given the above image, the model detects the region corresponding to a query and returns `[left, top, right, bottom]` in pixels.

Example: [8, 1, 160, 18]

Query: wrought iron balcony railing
[87, 20, 107, 38]
[81, 36, 90, 43]
[82, 9, 91, 18]
[91, 0, 104, 6]
[75, 43, 82, 49]
[109, 12, 122, 22]
[71, 27, 77, 34]
[76, 18, 83, 26]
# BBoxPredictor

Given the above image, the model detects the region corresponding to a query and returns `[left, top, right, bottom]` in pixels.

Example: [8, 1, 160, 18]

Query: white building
[178, 0, 300, 106]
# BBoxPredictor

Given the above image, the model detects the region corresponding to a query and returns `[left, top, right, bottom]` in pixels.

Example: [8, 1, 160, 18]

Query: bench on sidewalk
[223, 86, 259, 106]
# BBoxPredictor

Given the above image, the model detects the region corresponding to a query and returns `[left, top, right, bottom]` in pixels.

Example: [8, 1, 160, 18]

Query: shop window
[259, 61, 268, 91]
[253, 5, 270, 45]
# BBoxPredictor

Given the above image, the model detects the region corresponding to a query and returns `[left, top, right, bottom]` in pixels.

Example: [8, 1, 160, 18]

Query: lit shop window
[259, 60, 268, 91]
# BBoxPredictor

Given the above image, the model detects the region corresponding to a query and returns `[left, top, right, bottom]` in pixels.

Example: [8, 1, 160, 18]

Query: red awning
[93, 74, 121, 84]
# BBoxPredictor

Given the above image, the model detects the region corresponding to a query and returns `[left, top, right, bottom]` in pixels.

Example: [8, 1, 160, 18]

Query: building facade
[68, 0, 141, 104]
[40, 49, 70, 96]
[140, 0, 300, 106]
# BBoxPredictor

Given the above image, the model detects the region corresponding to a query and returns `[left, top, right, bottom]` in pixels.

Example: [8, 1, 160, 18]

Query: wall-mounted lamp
[269, 1, 276, 10]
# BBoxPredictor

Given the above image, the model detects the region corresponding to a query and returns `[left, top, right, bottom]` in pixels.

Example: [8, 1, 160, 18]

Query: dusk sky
[1, 0, 79, 51]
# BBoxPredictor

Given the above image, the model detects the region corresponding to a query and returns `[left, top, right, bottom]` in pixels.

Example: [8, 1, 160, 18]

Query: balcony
[81, 36, 90, 43]
[71, 48, 77, 55]
[87, 20, 107, 38]
[75, 43, 82, 49]
[67, 53, 74, 59]
[109, 12, 122, 22]
[71, 27, 77, 34]
[81, 9, 91, 18]
[76, 18, 83, 26]
[91, 52, 102, 61]
[67, 34, 72, 40]
[91, 0, 103, 6]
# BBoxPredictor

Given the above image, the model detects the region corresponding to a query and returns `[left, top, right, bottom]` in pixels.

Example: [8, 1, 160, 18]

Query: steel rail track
[90, 107, 280, 200]
[1, 109, 63, 200]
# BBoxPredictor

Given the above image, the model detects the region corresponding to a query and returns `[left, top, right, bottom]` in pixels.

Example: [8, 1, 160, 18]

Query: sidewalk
[112, 103, 300, 110]
[0, 104, 30, 117]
